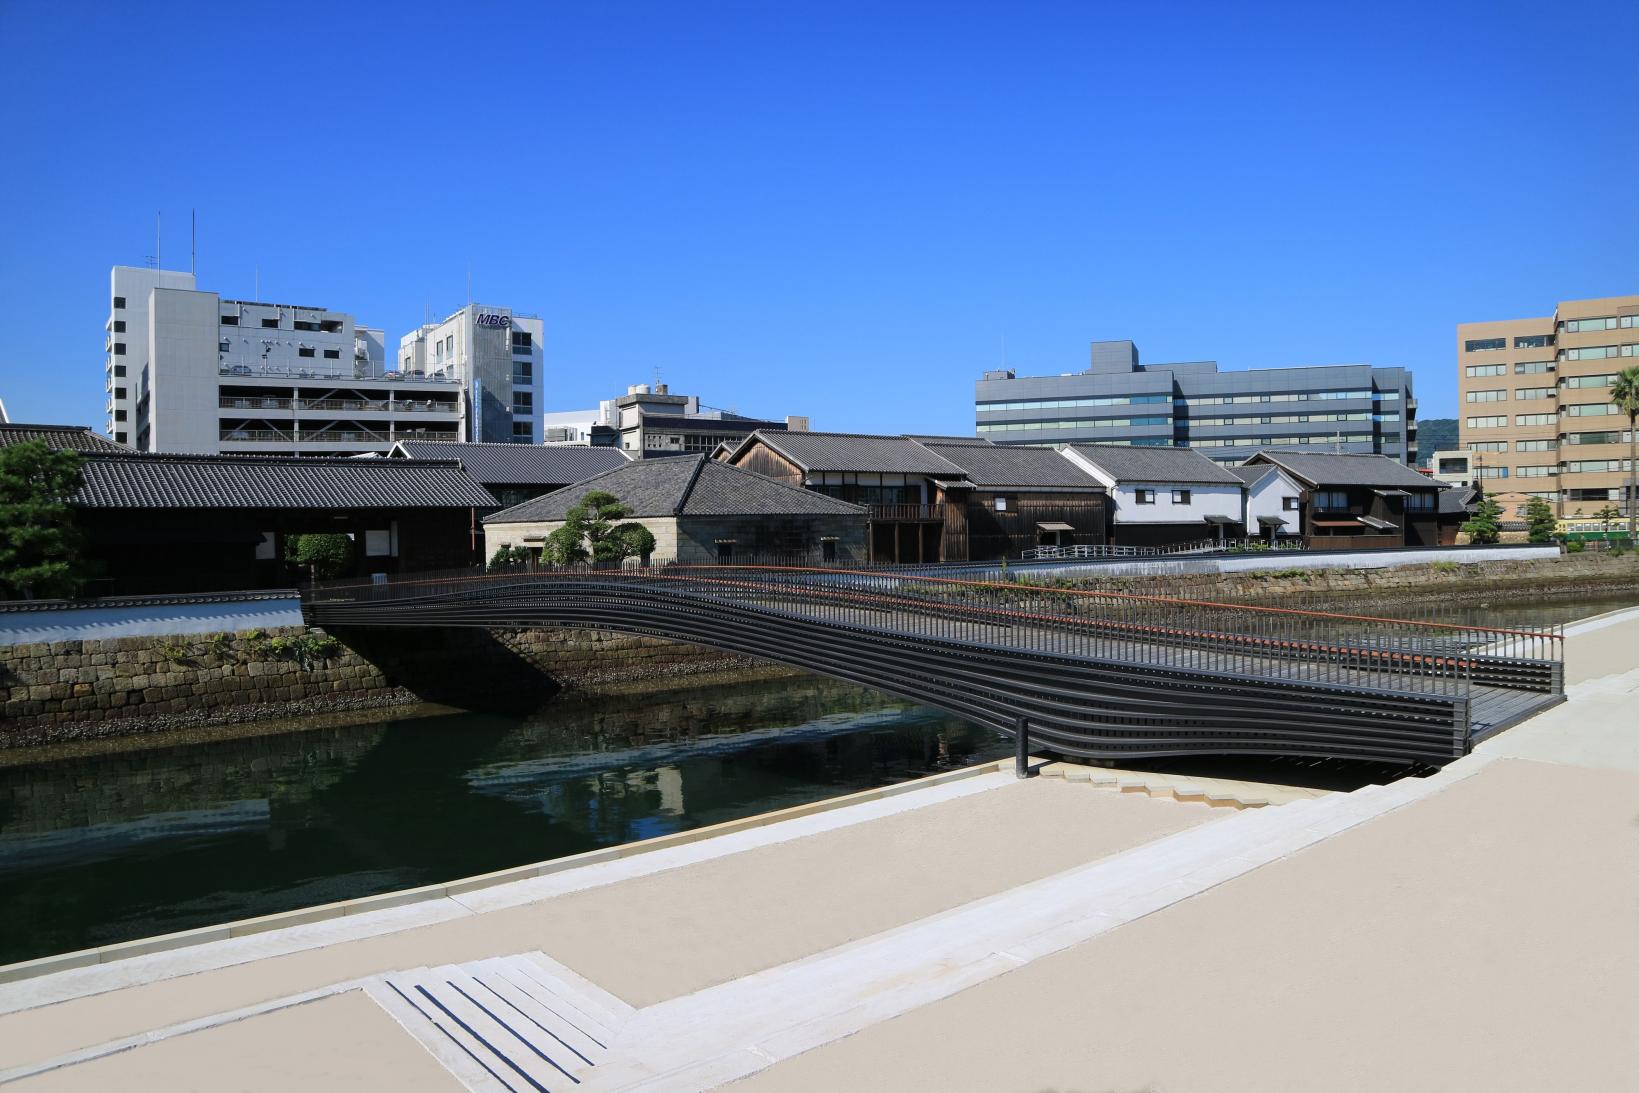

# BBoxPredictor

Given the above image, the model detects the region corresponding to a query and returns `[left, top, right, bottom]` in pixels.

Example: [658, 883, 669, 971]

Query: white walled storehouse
[483, 453, 868, 565]
[1060, 444, 1246, 546]
[1227, 462, 1306, 542]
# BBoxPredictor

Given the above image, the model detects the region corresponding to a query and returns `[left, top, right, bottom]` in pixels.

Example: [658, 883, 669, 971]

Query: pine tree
[0, 440, 86, 599]
[1524, 496, 1556, 544]
[1460, 495, 1504, 546]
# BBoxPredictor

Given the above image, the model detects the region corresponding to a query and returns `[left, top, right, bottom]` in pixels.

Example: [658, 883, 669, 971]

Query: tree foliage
[1460, 494, 1504, 545]
[1524, 496, 1556, 544]
[489, 543, 528, 569]
[541, 490, 655, 566]
[0, 440, 85, 599]
[284, 533, 353, 579]
[1611, 366, 1639, 539]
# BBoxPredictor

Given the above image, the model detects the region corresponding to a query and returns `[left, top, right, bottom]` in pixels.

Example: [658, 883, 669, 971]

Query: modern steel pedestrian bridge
[301, 565, 1565, 767]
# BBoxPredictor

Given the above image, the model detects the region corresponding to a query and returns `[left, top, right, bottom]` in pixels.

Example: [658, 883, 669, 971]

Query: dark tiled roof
[1439, 485, 1478, 515]
[392, 440, 628, 485]
[71, 454, 497, 509]
[1066, 445, 1245, 486]
[919, 442, 1104, 491]
[485, 454, 867, 524]
[1226, 464, 1278, 487]
[734, 430, 969, 475]
[1246, 450, 1438, 490]
[0, 424, 128, 452]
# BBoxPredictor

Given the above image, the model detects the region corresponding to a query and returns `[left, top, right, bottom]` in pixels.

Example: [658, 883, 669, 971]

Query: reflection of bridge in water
[302, 565, 1566, 767]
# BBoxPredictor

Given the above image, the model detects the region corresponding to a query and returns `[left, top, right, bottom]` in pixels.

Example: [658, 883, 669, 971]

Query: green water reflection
[0, 677, 1008, 965]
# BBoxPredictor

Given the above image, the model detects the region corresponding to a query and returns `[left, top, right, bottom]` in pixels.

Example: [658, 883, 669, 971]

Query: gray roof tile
[919, 442, 1104, 491]
[0, 424, 129, 452]
[737, 431, 968, 475]
[1066, 444, 1245, 486]
[1246, 450, 1439, 490]
[71, 454, 497, 509]
[392, 440, 629, 485]
[484, 454, 867, 524]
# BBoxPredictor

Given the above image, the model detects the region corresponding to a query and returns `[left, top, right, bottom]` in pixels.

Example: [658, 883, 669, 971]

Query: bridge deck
[301, 566, 1565, 766]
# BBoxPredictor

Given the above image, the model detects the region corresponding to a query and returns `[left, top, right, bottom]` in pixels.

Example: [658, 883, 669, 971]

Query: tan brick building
[1456, 294, 1639, 517]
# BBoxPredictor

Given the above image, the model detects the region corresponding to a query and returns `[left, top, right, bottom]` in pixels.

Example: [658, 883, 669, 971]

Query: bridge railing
[303, 561, 1563, 701]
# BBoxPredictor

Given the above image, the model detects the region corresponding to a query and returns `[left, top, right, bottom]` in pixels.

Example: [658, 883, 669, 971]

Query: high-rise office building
[397, 305, 544, 445]
[975, 341, 1416, 465]
[108, 266, 458, 455]
[1456, 294, 1639, 516]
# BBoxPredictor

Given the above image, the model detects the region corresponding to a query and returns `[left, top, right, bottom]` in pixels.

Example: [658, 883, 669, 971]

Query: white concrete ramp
[367, 953, 633, 1092]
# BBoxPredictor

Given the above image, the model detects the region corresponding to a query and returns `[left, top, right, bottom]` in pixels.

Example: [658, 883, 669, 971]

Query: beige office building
[1456, 294, 1638, 517]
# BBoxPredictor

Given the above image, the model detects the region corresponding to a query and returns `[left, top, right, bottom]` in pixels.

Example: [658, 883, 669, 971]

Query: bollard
[1015, 715, 1030, 779]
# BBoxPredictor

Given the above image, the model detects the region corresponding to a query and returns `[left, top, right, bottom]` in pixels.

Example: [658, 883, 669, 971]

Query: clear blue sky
[2, 0, 1635, 433]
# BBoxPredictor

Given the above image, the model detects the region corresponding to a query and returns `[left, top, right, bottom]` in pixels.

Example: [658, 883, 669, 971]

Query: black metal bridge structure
[300, 565, 1566, 767]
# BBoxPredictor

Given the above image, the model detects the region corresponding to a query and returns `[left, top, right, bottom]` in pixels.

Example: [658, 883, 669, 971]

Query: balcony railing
[219, 364, 461, 384]
[868, 504, 946, 522]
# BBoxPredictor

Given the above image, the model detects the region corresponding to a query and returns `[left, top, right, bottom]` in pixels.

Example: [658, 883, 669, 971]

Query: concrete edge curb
[0, 758, 1012, 987]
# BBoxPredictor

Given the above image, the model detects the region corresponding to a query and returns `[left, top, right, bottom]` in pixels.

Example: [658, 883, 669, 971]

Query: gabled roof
[484, 454, 867, 524]
[918, 442, 1104, 491]
[728, 430, 967, 476]
[391, 440, 628, 485]
[1245, 450, 1438, 490]
[1439, 485, 1478, 516]
[70, 453, 497, 509]
[0, 423, 128, 452]
[1065, 444, 1244, 486]
[1226, 464, 1279, 487]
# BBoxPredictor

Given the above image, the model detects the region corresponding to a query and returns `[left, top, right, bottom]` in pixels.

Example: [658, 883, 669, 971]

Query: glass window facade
[1465, 338, 1506, 352]
[1466, 416, 1507, 428]
[1465, 364, 1506, 378]
[1465, 389, 1506, 402]
[1515, 361, 1554, 374]
[1515, 413, 1555, 425]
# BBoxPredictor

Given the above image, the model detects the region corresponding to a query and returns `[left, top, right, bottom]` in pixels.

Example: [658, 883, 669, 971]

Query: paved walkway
[0, 607, 1633, 1091]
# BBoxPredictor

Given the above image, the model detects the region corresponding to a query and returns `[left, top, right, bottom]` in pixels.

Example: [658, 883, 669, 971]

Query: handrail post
[1015, 715, 1031, 779]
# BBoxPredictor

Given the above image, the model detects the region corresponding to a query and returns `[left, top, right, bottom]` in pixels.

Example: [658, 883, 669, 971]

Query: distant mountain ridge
[1417, 418, 1456, 457]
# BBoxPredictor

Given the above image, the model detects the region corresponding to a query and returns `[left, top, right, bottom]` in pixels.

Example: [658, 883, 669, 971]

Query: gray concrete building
[975, 340, 1417, 466]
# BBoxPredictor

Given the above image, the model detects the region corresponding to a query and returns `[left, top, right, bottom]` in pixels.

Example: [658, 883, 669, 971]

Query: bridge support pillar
[1015, 716, 1030, 779]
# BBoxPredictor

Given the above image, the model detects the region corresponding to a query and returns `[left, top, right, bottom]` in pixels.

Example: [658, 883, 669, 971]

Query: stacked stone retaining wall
[0, 625, 787, 748]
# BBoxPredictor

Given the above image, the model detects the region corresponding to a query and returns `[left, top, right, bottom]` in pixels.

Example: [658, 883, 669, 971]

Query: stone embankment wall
[0, 625, 788, 748]
[1048, 552, 1639, 604]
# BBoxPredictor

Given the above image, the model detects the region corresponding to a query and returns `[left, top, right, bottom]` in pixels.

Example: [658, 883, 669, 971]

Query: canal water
[0, 677, 1011, 965]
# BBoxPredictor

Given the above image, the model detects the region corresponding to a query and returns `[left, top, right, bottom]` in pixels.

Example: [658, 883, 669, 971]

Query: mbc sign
[475, 312, 510, 328]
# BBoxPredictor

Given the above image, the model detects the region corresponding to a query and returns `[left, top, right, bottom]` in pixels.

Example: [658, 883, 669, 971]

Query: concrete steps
[367, 952, 633, 1092]
[1027, 758, 1333, 809]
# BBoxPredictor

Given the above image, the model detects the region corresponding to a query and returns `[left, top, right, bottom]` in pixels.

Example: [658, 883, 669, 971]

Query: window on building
[1515, 361, 1554, 374]
[1514, 334, 1554, 348]
[1561, 317, 1617, 332]
[1465, 389, 1506, 403]
[323, 349, 340, 359]
[1566, 430, 1633, 446]
[1465, 416, 1507, 428]
[115, 387, 126, 399]
[1622, 345, 1639, 357]
[293, 320, 319, 332]
[220, 314, 238, 326]
[112, 296, 126, 309]
[1515, 387, 1554, 400]
[298, 346, 315, 358]
[1282, 496, 1299, 511]
[1171, 489, 1192, 504]
[1469, 441, 1508, 452]
[1134, 489, 1156, 504]
[1564, 460, 1634, 474]
[113, 342, 125, 355]
[1564, 346, 1617, 360]
[112, 320, 126, 333]
[1464, 337, 1506, 352]
[994, 497, 1008, 511]
[512, 393, 533, 415]
[1516, 439, 1557, 452]
[1314, 490, 1349, 509]
[1477, 466, 1509, 479]
[261, 317, 280, 328]
[822, 540, 837, 562]
[113, 364, 125, 377]
[512, 362, 533, 386]
[1562, 404, 1617, 417]
[114, 409, 127, 422]
[1515, 465, 1557, 477]
[114, 431, 127, 443]
[511, 422, 532, 441]
[511, 331, 533, 350]
[445, 335, 454, 356]
[1515, 413, 1555, 425]
[1406, 492, 1436, 511]
[1464, 364, 1506, 378]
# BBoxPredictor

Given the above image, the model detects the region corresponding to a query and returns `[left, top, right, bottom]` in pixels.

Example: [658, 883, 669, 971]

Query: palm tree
[1613, 367, 1639, 540]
